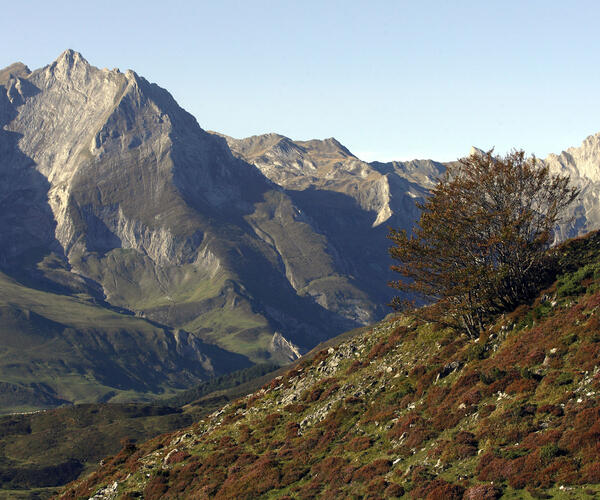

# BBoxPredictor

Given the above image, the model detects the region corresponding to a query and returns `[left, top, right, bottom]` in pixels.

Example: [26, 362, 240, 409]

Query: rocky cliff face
[0, 51, 390, 400]
[544, 132, 600, 240]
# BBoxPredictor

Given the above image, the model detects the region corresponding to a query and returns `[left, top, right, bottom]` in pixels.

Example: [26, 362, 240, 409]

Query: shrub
[539, 443, 562, 464]
[352, 459, 392, 482]
[464, 484, 502, 499]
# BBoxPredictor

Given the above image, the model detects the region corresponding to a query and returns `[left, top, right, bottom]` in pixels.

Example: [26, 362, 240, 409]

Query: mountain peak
[54, 49, 89, 69]
[0, 61, 31, 85]
[469, 146, 486, 157]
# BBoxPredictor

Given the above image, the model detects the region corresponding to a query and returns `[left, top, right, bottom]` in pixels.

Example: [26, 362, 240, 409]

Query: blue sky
[2, 1, 599, 161]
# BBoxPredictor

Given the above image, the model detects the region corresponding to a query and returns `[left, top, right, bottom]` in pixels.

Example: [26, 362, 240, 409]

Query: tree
[388, 149, 579, 337]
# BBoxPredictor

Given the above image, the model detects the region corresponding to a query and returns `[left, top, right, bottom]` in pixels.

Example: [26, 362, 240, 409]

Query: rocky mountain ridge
[2, 50, 600, 412]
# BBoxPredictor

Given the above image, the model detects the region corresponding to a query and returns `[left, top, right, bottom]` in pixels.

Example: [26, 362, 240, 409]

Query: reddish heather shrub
[537, 404, 564, 417]
[410, 365, 428, 378]
[476, 452, 506, 482]
[165, 450, 190, 465]
[525, 347, 546, 365]
[297, 478, 322, 499]
[238, 424, 253, 442]
[280, 461, 308, 486]
[266, 376, 283, 390]
[505, 377, 538, 394]
[456, 431, 477, 445]
[143, 471, 169, 500]
[410, 478, 463, 499]
[521, 430, 562, 448]
[461, 387, 483, 406]
[479, 404, 496, 418]
[285, 422, 300, 439]
[573, 343, 600, 371]
[319, 383, 340, 401]
[215, 455, 281, 500]
[347, 359, 365, 373]
[366, 477, 389, 496]
[310, 456, 348, 485]
[426, 386, 450, 408]
[388, 413, 437, 447]
[415, 370, 438, 396]
[315, 429, 337, 451]
[245, 392, 262, 408]
[361, 407, 395, 424]
[424, 481, 465, 500]
[430, 405, 462, 432]
[218, 435, 237, 447]
[345, 436, 373, 452]
[384, 482, 406, 498]
[234, 453, 258, 467]
[284, 402, 307, 414]
[560, 406, 600, 453]
[344, 396, 364, 405]
[352, 459, 392, 482]
[312, 349, 330, 366]
[463, 483, 503, 499]
[580, 462, 600, 483]
[222, 412, 243, 425]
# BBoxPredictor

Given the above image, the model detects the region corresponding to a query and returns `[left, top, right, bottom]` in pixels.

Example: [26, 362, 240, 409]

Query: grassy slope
[60, 232, 600, 499]
[0, 270, 249, 414]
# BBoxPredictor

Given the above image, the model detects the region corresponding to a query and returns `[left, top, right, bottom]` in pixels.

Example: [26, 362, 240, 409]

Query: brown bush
[384, 482, 406, 498]
[464, 483, 503, 499]
[165, 450, 190, 465]
[345, 436, 373, 452]
[352, 459, 392, 482]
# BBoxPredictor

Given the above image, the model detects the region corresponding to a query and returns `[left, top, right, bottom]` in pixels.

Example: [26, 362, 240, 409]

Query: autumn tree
[388, 149, 579, 337]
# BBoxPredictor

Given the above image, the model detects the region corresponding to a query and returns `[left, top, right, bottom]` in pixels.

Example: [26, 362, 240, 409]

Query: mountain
[2, 49, 600, 413]
[545, 132, 600, 240]
[0, 51, 445, 411]
[218, 132, 447, 313]
[58, 230, 600, 499]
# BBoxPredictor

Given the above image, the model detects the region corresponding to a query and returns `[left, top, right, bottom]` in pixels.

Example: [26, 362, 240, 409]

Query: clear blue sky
[2, 1, 599, 161]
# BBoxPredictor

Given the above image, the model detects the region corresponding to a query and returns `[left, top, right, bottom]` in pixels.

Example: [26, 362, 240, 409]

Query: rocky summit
[2, 50, 600, 413]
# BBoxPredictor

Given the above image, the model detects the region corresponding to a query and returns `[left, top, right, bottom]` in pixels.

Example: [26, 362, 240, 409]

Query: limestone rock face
[0, 50, 379, 377]
[221, 132, 445, 229]
[544, 132, 600, 240]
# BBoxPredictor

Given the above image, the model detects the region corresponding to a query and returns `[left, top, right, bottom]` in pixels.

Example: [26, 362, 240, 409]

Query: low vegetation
[59, 231, 600, 498]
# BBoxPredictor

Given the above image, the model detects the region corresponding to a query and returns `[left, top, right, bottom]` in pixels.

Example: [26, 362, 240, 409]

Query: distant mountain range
[1, 50, 598, 411]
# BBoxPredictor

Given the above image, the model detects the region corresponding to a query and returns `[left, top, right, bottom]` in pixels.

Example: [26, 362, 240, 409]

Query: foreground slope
[61, 232, 600, 499]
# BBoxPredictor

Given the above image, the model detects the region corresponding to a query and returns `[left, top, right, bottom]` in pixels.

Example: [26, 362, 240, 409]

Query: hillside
[59, 232, 600, 499]
[0, 270, 249, 415]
